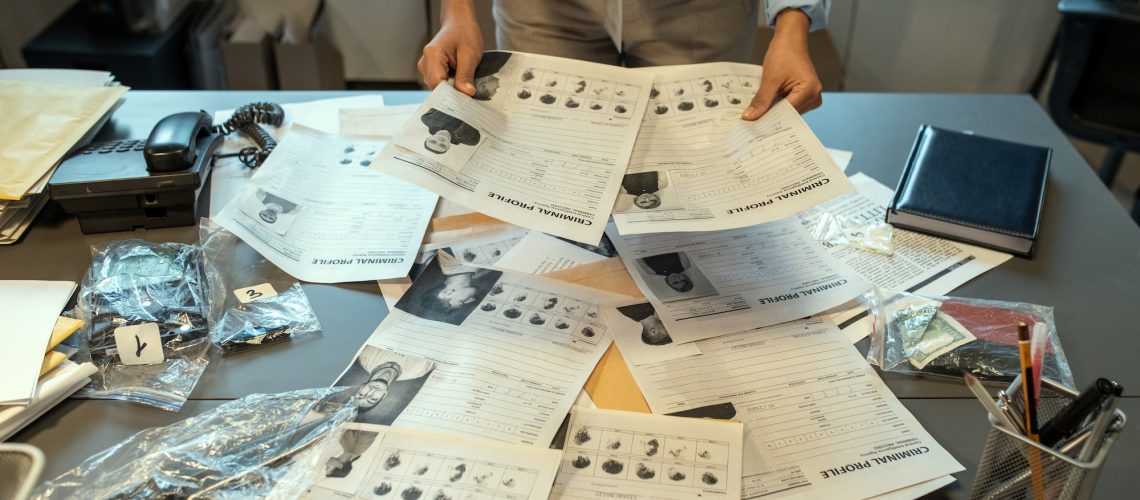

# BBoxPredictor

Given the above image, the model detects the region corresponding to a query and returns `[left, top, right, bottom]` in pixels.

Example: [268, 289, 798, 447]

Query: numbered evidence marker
[113, 323, 164, 365]
[233, 283, 278, 304]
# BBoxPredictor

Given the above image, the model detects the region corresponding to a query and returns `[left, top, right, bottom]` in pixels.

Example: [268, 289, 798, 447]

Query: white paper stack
[0, 360, 97, 441]
[0, 281, 78, 405]
[0, 69, 124, 244]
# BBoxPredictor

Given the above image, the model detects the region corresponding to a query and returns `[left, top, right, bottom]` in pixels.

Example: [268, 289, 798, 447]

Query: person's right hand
[418, 1, 483, 96]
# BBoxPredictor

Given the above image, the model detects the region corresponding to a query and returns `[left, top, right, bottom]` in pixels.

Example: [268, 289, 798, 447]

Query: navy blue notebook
[886, 125, 1050, 257]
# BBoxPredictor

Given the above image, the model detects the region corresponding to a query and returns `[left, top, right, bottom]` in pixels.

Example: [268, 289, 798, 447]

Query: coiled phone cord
[212, 102, 285, 168]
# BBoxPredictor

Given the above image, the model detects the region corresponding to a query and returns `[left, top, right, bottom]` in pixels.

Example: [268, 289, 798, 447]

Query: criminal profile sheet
[306, 423, 561, 500]
[551, 406, 744, 500]
[215, 126, 436, 283]
[626, 319, 964, 499]
[611, 62, 852, 235]
[607, 219, 871, 343]
[339, 252, 628, 447]
[373, 51, 654, 244]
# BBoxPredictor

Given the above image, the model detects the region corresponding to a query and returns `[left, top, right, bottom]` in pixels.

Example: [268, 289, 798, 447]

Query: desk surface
[4, 91, 1140, 497]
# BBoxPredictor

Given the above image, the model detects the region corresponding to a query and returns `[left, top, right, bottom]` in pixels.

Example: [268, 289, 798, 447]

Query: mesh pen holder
[971, 377, 1125, 500]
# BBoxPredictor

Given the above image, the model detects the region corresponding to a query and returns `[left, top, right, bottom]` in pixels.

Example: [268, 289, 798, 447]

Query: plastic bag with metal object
[865, 288, 1075, 389]
[73, 239, 210, 411]
[199, 219, 322, 353]
[31, 387, 356, 499]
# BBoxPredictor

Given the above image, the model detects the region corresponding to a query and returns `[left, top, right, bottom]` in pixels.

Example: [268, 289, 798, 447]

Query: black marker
[1038, 377, 1122, 447]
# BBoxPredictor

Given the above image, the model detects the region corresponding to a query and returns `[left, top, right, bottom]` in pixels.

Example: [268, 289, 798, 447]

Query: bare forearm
[440, 0, 477, 26]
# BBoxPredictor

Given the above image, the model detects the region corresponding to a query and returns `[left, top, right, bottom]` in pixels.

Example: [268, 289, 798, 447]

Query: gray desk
[4, 92, 1139, 496]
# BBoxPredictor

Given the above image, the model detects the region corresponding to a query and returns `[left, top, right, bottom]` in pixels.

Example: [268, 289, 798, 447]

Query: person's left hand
[742, 9, 822, 120]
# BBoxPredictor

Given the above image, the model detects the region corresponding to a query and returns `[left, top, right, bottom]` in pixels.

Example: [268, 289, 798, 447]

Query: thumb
[742, 78, 780, 121]
[454, 49, 480, 96]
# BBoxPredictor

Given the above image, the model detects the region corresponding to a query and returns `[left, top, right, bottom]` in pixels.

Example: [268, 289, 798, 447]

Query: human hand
[418, 0, 483, 96]
[741, 9, 822, 120]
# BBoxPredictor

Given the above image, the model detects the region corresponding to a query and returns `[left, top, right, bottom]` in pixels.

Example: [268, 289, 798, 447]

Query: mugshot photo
[606, 300, 702, 366]
[334, 346, 436, 426]
[613, 171, 684, 213]
[395, 257, 504, 326]
[616, 302, 674, 346]
[632, 251, 719, 302]
[391, 106, 485, 172]
[472, 51, 513, 101]
[317, 424, 383, 494]
[239, 189, 302, 235]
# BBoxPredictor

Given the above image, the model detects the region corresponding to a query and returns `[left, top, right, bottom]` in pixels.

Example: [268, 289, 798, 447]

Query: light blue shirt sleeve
[764, 0, 830, 32]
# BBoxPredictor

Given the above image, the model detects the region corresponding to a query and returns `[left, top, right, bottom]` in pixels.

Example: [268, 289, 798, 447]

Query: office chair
[1047, 0, 1140, 223]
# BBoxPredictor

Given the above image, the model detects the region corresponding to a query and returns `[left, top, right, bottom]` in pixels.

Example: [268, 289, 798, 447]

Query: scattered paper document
[829, 147, 853, 172]
[0, 280, 77, 404]
[552, 406, 743, 500]
[373, 51, 654, 244]
[339, 104, 421, 138]
[626, 319, 964, 499]
[0, 360, 96, 441]
[0, 68, 115, 87]
[306, 423, 561, 500]
[418, 226, 529, 269]
[611, 63, 853, 235]
[210, 95, 386, 217]
[799, 173, 1012, 296]
[600, 299, 701, 365]
[215, 126, 436, 283]
[496, 231, 610, 275]
[797, 173, 1012, 339]
[339, 253, 628, 446]
[606, 219, 872, 343]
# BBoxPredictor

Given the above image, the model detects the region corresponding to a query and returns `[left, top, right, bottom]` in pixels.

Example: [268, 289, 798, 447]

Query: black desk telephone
[49, 102, 284, 234]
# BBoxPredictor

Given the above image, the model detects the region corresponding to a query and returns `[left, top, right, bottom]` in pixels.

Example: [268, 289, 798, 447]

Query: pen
[998, 400, 1027, 435]
[964, 373, 1017, 430]
[1017, 322, 1045, 500]
[1038, 377, 1121, 447]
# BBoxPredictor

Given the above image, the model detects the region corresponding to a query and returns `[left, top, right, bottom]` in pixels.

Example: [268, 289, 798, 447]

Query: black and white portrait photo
[239, 189, 302, 235]
[613, 171, 683, 213]
[616, 302, 674, 346]
[392, 104, 486, 172]
[472, 51, 512, 101]
[421, 108, 481, 155]
[334, 346, 436, 426]
[308, 422, 391, 497]
[395, 257, 503, 326]
[632, 251, 719, 302]
[604, 300, 702, 366]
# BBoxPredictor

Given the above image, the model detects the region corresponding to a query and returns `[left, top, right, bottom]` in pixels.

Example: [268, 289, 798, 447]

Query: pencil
[1018, 322, 1045, 499]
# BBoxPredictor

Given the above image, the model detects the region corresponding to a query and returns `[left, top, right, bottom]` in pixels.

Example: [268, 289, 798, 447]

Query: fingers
[742, 77, 780, 121]
[785, 82, 823, 114]
[418, 46, 451, 90]
[454, 48, 480, 96]
[800, 94, 822, 113]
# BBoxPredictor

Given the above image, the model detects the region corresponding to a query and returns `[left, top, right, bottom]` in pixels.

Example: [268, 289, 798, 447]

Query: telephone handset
[143, 101, 285, 172]
[48, 101, 284, 234]
[144, 111, 215, 173]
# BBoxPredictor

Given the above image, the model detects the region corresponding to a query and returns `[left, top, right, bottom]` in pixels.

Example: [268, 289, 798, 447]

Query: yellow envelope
[0, 80, 128, 200]
[39, 316, 84, 376]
